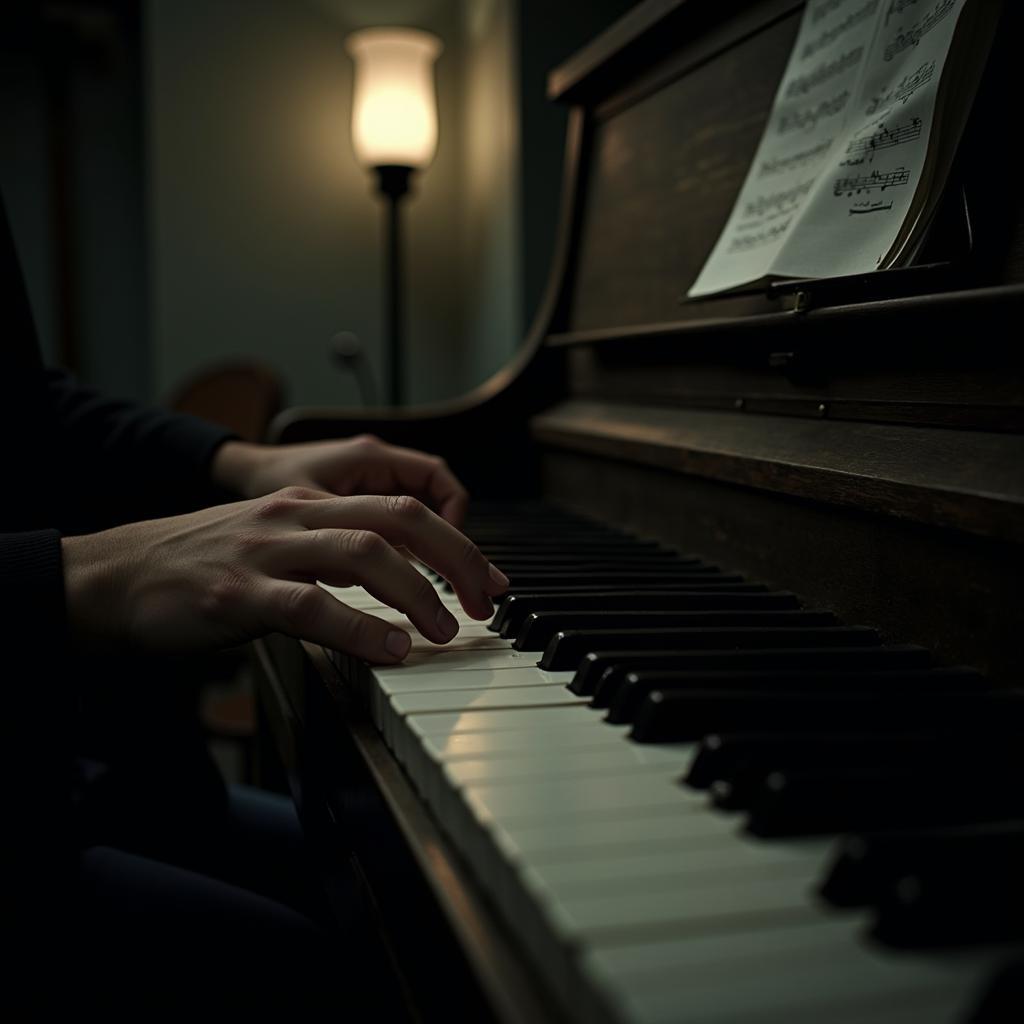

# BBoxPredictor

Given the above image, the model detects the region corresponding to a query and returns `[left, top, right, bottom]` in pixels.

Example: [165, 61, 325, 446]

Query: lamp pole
[375, 164, 412, 406]
[347, 27, 441, 407]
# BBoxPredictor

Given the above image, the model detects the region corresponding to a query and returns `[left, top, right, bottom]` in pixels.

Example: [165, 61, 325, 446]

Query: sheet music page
[688, 0, 969, 298]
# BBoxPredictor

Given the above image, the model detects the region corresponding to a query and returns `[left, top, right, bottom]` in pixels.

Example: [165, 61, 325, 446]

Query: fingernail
[385, 630, 410, 659]
[435, 606, 458, 641]
[488, 563, 510, 588]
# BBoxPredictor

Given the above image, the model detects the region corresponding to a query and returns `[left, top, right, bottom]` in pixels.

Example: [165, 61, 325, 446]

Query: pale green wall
[146, 0, 520, 409]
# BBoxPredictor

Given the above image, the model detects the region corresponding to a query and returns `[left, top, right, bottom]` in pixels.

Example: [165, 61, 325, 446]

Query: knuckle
[203, 569, 250, 619]
[340, 529, 388, 563]
[253, 490, 300, 519]
[384, 494, 426, 521]
[413, 573, 438, 607]
[460, 536, 482, 568]
[235, 529, 273, 557]
[275, 586, 323, 633]
[353, 433, 381, 448]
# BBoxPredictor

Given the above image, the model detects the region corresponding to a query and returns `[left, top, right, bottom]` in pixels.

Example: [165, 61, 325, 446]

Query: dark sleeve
[42, 370, 239, 531]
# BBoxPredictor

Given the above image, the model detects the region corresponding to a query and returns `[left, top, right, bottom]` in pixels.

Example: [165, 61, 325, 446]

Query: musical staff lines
[785, 46, 864, 99]
[758, 139, 834, 177]
[866, 60, 935, 114]
[884, 0, 921, 28]
[849, 200, 895, 214]
[727, 219, 792, 254]
[841, 116, 921, 164]
[778, 90, 851, 133]
[834, 166, 910, 196]
[802, 0, 880, 60]
[743, 179, 816, 219]
[884, 0, 955, 61]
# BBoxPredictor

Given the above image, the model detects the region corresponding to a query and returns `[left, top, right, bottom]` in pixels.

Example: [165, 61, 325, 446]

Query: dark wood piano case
[255, 1, 1024, 1020]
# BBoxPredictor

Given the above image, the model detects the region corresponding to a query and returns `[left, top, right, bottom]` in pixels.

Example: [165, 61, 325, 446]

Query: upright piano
[252, 1, 1024, 1020]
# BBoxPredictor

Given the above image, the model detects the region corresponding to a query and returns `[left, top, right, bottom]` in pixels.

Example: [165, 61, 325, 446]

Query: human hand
[61, 488, 508, 661]
[211, 435, 469, 527]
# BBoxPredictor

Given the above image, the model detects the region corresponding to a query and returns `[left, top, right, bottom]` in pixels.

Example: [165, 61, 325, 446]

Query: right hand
[61, 487, 509, 663]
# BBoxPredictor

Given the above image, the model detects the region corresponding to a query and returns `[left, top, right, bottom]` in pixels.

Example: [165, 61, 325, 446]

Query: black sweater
[1, 197, 234, 653]
[2, 197, 235, 876]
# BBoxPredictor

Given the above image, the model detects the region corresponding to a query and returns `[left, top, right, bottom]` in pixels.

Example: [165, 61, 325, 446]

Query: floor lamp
[347, 28, 442, 406]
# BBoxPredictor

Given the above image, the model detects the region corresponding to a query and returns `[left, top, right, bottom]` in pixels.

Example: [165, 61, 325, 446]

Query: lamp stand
[374, 164, 413, 406]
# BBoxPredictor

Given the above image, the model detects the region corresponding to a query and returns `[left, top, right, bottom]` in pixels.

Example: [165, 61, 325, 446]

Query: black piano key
[717, 729, 1021, 812]
[493, 589, 801, 636]
[476, 540, 667, 554]
[444, 570, 746, 594]
[477, 559, 711, 576]
[428, 551, 682, 571]
[541, 625, 879, 672]
[606, 666, 985, 724]
[820, 821, 1024, 910]
[967, 960, 1024, 1022]
[871, 842, 1024, 948]
[630, 689, 1024, 743]
[496, 581, 768, 612]
[514, 609, 836, 651]
[685, 732, 934, 790]
[744, 768, 1024, 837]
[572, 644, 931, 698]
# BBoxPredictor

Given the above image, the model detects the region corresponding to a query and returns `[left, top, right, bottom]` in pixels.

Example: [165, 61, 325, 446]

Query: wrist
[210, 440, 268, 498]
[61, 532, 125, 652]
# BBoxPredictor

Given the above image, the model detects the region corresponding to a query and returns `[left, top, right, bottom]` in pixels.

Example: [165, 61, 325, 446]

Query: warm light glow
[347, 28, 442, 169]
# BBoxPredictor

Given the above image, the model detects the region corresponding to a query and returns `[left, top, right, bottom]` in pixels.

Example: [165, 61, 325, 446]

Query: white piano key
[443, 745, 689, 785]
[527, 837, 830, 895]
[334, 560, 1003, 1024]
[494, 809, 745, 865]
[377, 666, 574, 695]
[381, 685, 588, 751]
[585, 920, 1000, 1024]
[377, 647, 541, 675]
[464, 770, 704, 827]
[421, 724, 638, 763]
[399, 704, 617, 783]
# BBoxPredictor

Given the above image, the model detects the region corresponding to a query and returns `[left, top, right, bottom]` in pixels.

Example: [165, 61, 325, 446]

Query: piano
[251, 1, 1024, 1021]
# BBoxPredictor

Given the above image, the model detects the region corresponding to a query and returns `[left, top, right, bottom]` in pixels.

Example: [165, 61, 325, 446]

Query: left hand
[211, 434, 469, 527]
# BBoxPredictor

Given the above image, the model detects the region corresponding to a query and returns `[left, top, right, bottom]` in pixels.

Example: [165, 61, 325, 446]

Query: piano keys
[310, 502, 1023, 1023]
[255, 0, 1024, 1019]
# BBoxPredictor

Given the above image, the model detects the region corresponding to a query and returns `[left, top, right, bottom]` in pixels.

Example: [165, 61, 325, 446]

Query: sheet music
[688, 0, 970, 297]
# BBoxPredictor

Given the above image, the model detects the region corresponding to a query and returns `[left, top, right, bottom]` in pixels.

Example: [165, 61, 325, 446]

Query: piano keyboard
[321, 504, 1023, 1024]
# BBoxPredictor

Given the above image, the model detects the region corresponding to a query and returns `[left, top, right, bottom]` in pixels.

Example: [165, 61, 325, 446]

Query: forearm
[209, 440, 267, 498]
[44, 371, 238, 527]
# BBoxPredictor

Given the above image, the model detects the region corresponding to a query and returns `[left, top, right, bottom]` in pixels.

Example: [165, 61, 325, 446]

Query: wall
[147, 0, 519, 409]
[1, 3, 151, 402]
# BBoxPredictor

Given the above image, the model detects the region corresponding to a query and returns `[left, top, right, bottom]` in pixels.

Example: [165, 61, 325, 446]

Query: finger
[259, 579, 413, 664]
[279, 529, 460, 645]
[351, 442, 469, 527]
[296, 495, 506, 620]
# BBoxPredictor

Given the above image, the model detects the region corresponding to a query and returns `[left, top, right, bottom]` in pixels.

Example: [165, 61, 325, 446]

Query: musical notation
[884, 0, 922, 26]
[834, 167, 910, 196]
[758, 139, 834, 178]
[727, 219, 792, 254]
[841, 117, 921, 164]
[810, 0, 849, 27]
[688, 0, 972, 298]
[884, 0, 955, 62]
[866, 60, 935, 114]
[802, 0, 880, 61]
[778, 90, 851, 133]
[743, 179, 816, 219]
[785, 46, 864, 99]
[849, 199, 895, 214]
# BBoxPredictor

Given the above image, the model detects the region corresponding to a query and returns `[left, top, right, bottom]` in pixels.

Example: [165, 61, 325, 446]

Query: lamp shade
[347, 28, 442, 170]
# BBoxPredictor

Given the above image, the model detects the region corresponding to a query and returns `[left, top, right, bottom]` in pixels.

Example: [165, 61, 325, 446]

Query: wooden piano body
[253, 1, 1024, 1020]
